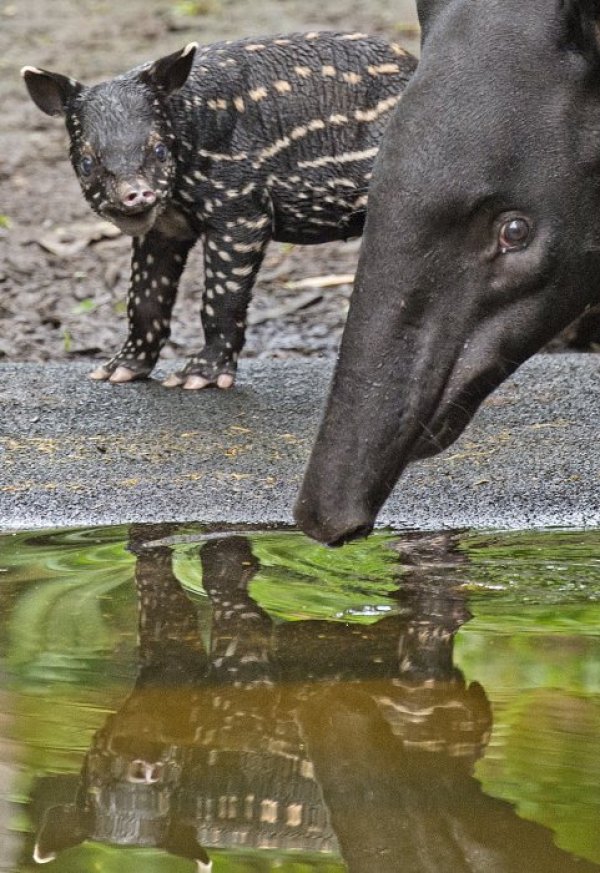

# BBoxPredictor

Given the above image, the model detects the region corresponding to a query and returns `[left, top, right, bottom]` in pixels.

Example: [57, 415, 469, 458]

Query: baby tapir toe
[89, 358, 154, 384]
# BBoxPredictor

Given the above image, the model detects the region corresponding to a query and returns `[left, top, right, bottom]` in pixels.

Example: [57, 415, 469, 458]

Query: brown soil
[0, 0, 420, 369]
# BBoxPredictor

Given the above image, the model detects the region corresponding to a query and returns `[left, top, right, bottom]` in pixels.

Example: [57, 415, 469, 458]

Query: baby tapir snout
[106, 177, 160, 236]
[117, 179, 157, 213]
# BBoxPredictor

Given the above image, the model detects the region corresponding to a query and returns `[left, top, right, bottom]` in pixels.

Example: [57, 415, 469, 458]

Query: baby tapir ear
[563, 0, 600, 62]
[21, 67, 82, 117]
[142, 42, 198, 95]
[33, 803, 87, 863]
[164, 821, 211, 868]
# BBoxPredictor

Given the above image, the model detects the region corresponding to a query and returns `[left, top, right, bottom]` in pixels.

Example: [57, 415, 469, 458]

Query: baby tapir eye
[498, 216, 531, 253]
[80, 155, 95, 177]
[154, 142, 168, 162]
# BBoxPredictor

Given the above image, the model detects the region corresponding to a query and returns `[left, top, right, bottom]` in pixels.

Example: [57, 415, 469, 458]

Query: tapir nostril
[118, 182, 157, 211]
[294, 496, 375, 546]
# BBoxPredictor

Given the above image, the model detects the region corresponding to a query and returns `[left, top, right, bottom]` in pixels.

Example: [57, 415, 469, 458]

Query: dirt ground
[0, 0, 422, 369]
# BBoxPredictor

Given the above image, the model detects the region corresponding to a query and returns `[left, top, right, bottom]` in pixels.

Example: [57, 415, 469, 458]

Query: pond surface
[0, 525, 600, 872]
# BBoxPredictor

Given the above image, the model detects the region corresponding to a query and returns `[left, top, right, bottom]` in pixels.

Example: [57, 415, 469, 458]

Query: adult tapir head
[295, 0, 600, 544]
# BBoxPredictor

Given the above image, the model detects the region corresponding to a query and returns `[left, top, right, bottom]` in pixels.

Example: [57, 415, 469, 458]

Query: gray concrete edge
[0, 355, 598, 532]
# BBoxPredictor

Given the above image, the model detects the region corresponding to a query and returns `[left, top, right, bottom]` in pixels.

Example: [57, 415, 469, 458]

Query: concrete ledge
[0, 355, 598, 531]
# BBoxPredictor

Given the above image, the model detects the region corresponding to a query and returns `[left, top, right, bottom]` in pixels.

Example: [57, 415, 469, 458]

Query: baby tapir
[22, 33, 416, 389]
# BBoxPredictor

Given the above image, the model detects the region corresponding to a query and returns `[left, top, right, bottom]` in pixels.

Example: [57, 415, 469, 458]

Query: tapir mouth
[406, 388, 476, 463]
[405, 355, 510, 466]
[103, 204, 159, 237]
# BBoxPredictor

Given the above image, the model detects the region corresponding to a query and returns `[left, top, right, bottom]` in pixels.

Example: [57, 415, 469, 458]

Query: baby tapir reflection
[32, 530, 600, 873]
[32, 533, 333, 865]
[22, 34, 415, 390]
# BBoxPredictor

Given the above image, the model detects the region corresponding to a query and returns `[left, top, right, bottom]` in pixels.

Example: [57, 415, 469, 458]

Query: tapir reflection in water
[295, 0, 600, 545]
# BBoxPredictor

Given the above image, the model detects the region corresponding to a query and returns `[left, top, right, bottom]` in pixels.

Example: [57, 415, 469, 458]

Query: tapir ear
[21, 67, 82, 117]
[142, 42, 198, 95]
[563, 0, 600, 62]
[33, 803, 87, 863]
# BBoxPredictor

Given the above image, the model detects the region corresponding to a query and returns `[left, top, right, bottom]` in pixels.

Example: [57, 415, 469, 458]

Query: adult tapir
[295, 0, 600, 545]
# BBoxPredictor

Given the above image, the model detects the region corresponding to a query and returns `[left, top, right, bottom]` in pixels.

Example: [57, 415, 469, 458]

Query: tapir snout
[296, 0, 600, 544]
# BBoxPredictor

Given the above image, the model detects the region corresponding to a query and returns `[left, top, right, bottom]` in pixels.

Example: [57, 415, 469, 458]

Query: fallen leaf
[39, 220, 121, 257]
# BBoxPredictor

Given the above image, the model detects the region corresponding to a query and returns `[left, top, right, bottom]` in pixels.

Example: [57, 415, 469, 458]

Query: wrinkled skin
[296, 0, 600, 545]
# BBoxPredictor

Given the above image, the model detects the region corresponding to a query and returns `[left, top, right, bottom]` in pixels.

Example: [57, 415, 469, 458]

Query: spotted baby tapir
[22, 33, 416, 389]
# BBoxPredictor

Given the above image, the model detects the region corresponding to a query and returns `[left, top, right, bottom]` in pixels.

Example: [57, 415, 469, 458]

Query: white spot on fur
[354, 94, 401, 122]
[249, 87, 268, 101]
[298, 146, 379, 170]
[233, 241, 263, 253]
[367, 63, 401, 76]
[232, 264, 253, 277]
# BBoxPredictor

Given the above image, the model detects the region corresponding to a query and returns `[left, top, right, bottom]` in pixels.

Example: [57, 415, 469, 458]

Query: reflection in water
[29, 527, 600, 872]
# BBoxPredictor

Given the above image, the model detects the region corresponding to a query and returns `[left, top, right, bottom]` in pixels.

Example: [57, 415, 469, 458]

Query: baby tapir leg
[90, 230, 194, 383]
[164, 215, 270, 390]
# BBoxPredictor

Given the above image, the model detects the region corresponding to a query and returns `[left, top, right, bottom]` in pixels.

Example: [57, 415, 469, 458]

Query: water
[1, 525, 600, 872]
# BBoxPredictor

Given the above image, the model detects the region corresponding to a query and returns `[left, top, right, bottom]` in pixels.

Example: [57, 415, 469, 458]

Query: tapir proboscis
[295, 0, 600, 544]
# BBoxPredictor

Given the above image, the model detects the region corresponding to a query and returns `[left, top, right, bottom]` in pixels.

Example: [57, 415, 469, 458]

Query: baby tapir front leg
[90, 229, 194, 384]
[164, 214, 270, 390]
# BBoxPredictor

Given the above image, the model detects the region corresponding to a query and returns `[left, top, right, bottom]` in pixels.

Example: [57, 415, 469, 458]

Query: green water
[0, 525, 600, 872]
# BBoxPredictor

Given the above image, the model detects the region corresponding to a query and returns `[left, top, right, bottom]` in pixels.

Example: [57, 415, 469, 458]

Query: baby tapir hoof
[163, 373, 235, 391]
[163, 352, 237, 390]
[88, 357, 154, 384]
[22, 32, 416, 388]
[89, 365, 146, 384]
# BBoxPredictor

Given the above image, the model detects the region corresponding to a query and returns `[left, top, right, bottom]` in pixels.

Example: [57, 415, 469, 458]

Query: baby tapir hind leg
[164, 214, 271, 391]
[90, 230, 194, 384]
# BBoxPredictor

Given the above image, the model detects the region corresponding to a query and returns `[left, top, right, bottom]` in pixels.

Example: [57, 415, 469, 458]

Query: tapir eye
[80, 155, 95, 177]
[498, 217, 531, 253]
[154, 142, 168, 162]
